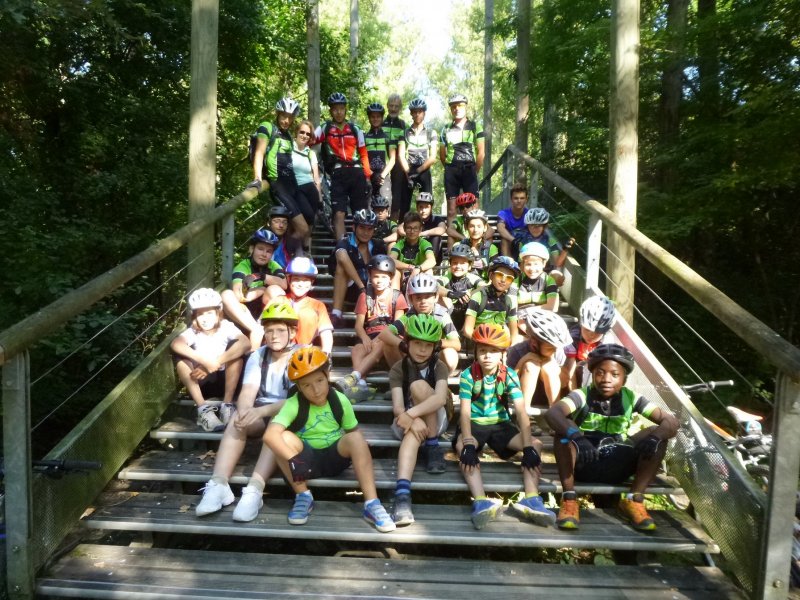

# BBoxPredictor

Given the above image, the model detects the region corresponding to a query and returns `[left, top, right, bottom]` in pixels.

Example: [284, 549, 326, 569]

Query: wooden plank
[82, 493, 718, 553]
[118, 450, 681, 495]
[38, 544, 744, 599]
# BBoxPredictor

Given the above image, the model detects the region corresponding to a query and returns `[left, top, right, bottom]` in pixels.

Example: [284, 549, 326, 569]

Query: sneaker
[288, 492, 314, 525]
[556, 497, 580, 529]
[197, 405, 224, 432]
[391, 494, 415, 526]
[422, 445, 447, 474]
[363, 499, 396, 533]
[340, 373, 358, 390]
[470, 498, 503, 530]
[195, 479, 234, 516]
[618, 497, 657, 531]
[232, 485, 264, 522]
[218, 402, 236, 426]
[510, 495, 557, 527]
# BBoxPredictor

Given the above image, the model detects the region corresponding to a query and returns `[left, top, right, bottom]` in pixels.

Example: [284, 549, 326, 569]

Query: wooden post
[306, 0, 321, 126]
[606, 0, 639, 324]
[514, 0, 531, 154]
[187, 0, 219, 292]
[349, 0, 359, 104]
[586, 213, 603, 293]
[483, 0, 494, 205]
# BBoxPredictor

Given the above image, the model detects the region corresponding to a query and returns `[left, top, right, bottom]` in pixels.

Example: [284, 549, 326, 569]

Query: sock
[247, 476, 266, 492]
[364, 498, 380, 509]
[628, 493, 644, 503]
[351, 370, 361, 380]
[562, 491, 577, 500]
[332, 309, 342, 317]
[297, 490, 313, 500]
[473, 495, 487, 501]
[524, 492, 538, 499]
[425, 437, 439, 447]
[395, 479, 411, 497]
[211, 475, 228, 486]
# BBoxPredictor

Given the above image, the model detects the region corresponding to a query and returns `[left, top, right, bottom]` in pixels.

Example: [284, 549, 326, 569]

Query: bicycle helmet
[456, 192, 478, 208]
[368, 254, 396, 276]
[464, 209, 488, 225]
[487, 255, 520, 277]
[366, 102, 385, 114]
[269, 205, 292, 218]
[579, 296, 617, 334]
[405, 314, 443, 344]
[188, 288, 222, 311]
[286, 256, 319, 278]
[371, 194, 391, 209]
[472, 323, 511, 349]
[416, 192, 433, 204]
[408, 97, 428, 111]
[525, 207, 550, 226]
[449, 242, 475, 262]
[275, 97, 300, 116]
[327, 92, 347, 106]
[288, 346, 329, 381]
[260, 301, 299, 325]
[587, 343, 635, 374]
[448, 93, 468, 105]
[523, 308, 571, 347]
[406, 272, 438, 296]
[519, 242, 550, 262]
[251, 228, 279, 246]
[353, 208, 378, 228]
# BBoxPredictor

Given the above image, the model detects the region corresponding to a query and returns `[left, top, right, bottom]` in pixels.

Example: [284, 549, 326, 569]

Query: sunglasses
[450, 103, 466, 109]
[492, 272, 516, 283]
[298, 130, 311, 137]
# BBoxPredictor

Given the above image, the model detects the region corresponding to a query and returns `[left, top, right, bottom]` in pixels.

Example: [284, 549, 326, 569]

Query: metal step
[81, 492, 719, 554]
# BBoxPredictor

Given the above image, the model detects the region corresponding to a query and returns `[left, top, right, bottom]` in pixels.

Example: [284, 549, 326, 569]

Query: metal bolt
[773, 579, 783, 588]
[11, 545, 19, 553]
[13, 586, 21, 592]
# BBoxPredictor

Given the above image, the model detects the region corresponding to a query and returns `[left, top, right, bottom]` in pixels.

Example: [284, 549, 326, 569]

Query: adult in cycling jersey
[312, 92, 372, 241]
[439, 93, 484, 228]
[383, 94, 407, 220]
[397, 97, 437, 222]
[364, 102, 396, 204]
[251, 98, 310, 244]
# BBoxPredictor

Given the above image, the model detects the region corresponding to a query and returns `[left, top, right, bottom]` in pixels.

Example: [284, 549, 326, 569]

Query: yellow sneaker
[618, 497, 656, 531]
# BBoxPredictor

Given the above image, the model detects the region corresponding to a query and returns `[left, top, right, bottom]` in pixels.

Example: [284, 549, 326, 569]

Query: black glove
[521, 446, 541, 469]
[563, 237, 575, 251]
[288, 454, 312, 482]
[447, 289, 469, 300]
[246, 179, 262, 191]
[569, 432, 599, 465]
[398, 340, 409, 355]
[634, 434, 662, 460]
[370, 171, 384, 188]
[407, 172, 419, 190]
[460, 444, 480, 467]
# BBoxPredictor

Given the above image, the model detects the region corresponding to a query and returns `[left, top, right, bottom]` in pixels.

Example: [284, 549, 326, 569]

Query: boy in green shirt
[390, 211, 437, 289]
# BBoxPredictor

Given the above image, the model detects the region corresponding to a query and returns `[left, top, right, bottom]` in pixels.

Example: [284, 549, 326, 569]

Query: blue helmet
[286, 256, 318, 278]
[251, 228, 279, 247]
[487, 255, 520, 277]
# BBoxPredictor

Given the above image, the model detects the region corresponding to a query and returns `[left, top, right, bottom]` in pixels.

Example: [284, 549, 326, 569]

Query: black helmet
[408, 98, 427, 111]
[368, 254, 396, 276]
[269, 205, 292, 218]
[587, 343, 635, 374]
[371, 194, 391, 209]
[327, 92, 347, 106]
[366, 102, 385, 114]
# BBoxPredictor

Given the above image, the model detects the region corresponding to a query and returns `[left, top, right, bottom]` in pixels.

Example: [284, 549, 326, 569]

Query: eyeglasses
[298, 131, 311, 137]
[492, 272, 516, 283]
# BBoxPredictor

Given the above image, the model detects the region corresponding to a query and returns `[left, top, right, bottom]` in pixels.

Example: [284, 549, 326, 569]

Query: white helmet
[464, 209, 488, 224]
[579, 295, 617, 334]
[188, 288, 222, 311]
[519, 242, 550, 261]
[275, 97, 300, 116]
[406, 273, 438, 296]
[524, 207, 550, 226]
[523, 308, 571, 347]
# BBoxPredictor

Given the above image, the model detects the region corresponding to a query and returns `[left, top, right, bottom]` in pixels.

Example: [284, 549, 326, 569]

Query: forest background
[0, 0, 797, 452]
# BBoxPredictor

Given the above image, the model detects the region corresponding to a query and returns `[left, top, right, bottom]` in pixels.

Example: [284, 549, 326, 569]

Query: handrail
[0, 187, 259, 366]
[501, 145, 800, 379]
[478, 146, 509, 190]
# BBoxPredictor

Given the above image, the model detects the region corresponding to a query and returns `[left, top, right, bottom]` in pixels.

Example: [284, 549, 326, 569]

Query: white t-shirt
[178, 320, 242, 368]
[242, 346, 294, 404]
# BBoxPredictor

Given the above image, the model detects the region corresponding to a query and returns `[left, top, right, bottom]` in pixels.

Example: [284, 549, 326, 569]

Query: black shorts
[390, 163, 406, 213]
[444, 163, 479, 200]
[330, 167, 369, 215]
[453, 421, 520, 460]
[268, 178, 300, 218]
[296, 440, 352, 479]
[573, 434, 638, 484]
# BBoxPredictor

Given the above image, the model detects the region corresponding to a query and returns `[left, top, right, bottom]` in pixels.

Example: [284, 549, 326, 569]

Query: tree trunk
[483, 0, 494, 203]
[306, 0, 320, 126]
[515, 0, 531, 156]
[349, 0, 359, 104]
[696, 0, 719, 121]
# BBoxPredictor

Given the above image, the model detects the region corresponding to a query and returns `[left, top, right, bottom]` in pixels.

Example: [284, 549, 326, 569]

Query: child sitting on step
[388, 314, 451, 526]
[171, 288, 250, 433]
[437, 242, 485, 332]
[545, 344, 679, 532]
[339, 255, 408, 399]
[389, 211, 437, 290]
[462, 209, 498, 279]
[520, 207, 573, 287]
[462, 256, 520, 343]
[454, 323, 555, 530]
[515, 242, 559, 314]
[562, 295, 617, 391]
[371, 194, 398, 249]
[264, 346, 396, 533]
[446, 193, 495, 249]
[195, 302, 299, 521]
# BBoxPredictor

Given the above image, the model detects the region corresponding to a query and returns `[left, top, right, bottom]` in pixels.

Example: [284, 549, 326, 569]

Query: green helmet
[260, 301, 299, 325]
[404, 314, 442, 343]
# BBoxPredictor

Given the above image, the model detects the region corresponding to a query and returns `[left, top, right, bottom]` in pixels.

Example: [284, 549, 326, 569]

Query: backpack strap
[286, 386, 346, 434]
[249, 122, 282, 179]
[469, 360, 511, 411]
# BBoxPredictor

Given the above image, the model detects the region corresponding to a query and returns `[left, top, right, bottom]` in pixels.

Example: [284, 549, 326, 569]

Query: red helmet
[472, 323, 511, 350]
[455, 193, 478, 208]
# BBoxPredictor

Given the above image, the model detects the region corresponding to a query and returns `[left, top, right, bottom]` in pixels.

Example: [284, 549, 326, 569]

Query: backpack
[469, 361, 511, 411]
[248, 122, 281, 180]
[285, 384, 348, 433]
[320, 120, 359, 173]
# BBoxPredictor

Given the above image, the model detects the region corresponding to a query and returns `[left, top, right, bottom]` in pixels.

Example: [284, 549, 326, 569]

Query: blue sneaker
[287, 492, 314, 525]
[471, 498, 503, 530]
[363, 499, 396, 533]
[510, 495, 557, 527]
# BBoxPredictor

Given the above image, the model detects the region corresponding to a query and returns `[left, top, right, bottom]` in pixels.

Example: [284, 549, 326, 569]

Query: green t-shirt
[440, 119, 484, 165]
[272, 389, 358, 449]
[390, 237, 435, 267]
[459, 365, 523, 425]
[465, 286, 518, 325]
[255, 121, 294, 181]
[562, 386, 657, 437]
[232, 257, 285, 288]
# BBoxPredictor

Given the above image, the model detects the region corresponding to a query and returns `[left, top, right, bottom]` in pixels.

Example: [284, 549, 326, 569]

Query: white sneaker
[197, 405, 224, 432]
[195, 479, 234, 516]
[218, 403, 236, 425]
[232, 485, 264, 522]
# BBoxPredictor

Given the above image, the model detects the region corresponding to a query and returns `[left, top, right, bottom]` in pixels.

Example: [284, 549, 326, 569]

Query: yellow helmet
[287, 346, 329, 382]
[260, 300, 299, 325]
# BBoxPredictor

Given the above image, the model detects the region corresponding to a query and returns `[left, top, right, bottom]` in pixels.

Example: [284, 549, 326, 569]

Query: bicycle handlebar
[680, 380, 735, 394]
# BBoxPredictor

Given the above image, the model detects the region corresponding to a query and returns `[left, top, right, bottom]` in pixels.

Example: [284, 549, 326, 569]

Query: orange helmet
[287, 346, 329, 382]
[472, 323, 511, 349]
